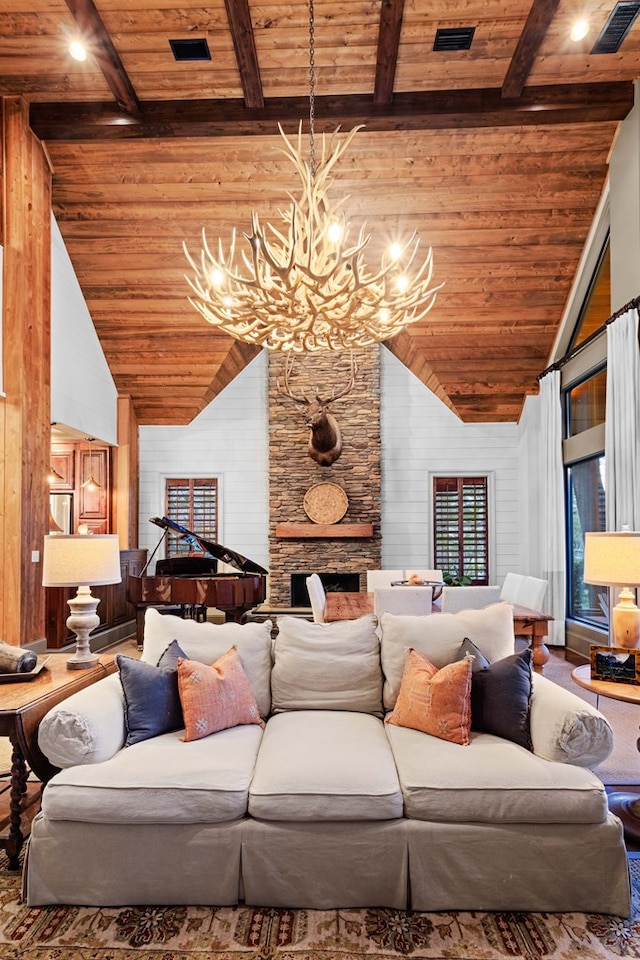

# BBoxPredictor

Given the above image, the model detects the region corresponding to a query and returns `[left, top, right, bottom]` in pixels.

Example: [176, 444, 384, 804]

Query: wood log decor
[0, 0, 636, 424]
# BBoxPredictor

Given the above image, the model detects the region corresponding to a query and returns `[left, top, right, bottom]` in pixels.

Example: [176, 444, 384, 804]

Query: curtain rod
[537, 294, 640, 381]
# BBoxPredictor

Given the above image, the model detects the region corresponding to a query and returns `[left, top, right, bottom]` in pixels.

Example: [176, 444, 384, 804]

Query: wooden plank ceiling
[1, 0, 638, 423]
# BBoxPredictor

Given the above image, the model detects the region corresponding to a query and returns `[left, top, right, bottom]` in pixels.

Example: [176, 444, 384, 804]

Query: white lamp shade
[583, 531, 640, 587]
[42, 534, 122, 587]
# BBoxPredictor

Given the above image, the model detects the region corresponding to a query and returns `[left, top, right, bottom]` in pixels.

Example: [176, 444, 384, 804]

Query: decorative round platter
[303, 482, 349, 524]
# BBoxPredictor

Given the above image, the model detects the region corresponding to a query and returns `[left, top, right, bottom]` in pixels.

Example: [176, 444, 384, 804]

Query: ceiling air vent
[169, 38, 211, 62]
[591, 2, 640, 54]
[433, 27, 475, 52]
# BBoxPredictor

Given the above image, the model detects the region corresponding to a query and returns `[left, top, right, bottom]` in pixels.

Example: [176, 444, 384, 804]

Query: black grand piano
[127, 517, 268, 641]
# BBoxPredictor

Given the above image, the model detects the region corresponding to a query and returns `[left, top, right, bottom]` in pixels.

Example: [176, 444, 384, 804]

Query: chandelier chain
[308, 0, 316, 177]
[182, 0, 443, 353]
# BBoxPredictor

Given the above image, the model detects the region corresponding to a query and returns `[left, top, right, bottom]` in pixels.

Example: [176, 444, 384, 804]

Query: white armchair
[306, 574, 326, 623]
[440, 585, 501, 613]
[366, 569, 404, 592]
[374, 586, 433, 617]
[500, 573, 548, 612]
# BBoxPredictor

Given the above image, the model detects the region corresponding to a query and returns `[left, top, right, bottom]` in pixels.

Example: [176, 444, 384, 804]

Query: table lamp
[42, 534, 121, 669]
[583, 531, 640, 648]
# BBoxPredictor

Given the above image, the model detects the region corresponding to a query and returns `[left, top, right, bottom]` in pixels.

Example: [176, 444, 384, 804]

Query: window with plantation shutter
[433, 476, 489, 584]
[165, 478, 218, 557]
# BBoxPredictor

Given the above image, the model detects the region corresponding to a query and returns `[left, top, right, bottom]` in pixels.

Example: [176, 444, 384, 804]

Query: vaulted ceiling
[2, 1, 638, 423]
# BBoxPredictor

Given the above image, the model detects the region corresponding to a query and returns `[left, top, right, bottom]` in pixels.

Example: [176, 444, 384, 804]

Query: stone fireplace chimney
[268, 347, 382, 605]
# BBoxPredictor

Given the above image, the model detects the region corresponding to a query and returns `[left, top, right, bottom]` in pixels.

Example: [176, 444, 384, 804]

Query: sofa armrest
[529, 672, 613, 768]
[38, 673, 126, 768]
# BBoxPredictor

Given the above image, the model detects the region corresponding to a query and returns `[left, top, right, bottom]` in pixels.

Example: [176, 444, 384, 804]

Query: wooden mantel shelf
[276, 522, 374, 539]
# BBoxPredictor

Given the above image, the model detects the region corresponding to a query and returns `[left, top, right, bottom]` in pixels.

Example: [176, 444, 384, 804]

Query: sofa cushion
[117, 654, 184, 747]
[142, 607, 273, 717]
[470, 647, 533, 750]
[385, 722, 609, 825]
[38, 674, 127, 768]
[41, 723, 264, 824]
[458, 636, 490, 671]
[178, 647, 264, 741]
[271, 615, 382, 715]
[529, 673, 614, 767]
[380, 602, 515, 711]
[248, 711, 403, 821]
[385, 649, 472, 745]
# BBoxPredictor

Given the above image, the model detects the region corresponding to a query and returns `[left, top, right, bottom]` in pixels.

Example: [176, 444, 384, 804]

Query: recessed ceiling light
[69, 39, 88, 62]
[570, 19, 590, 42]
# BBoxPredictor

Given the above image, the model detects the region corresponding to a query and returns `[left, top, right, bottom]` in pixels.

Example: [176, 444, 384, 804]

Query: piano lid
[149, 517, 268, 576]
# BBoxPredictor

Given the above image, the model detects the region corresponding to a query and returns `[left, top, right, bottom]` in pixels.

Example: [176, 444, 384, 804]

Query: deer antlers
[277, 353, 358, 405]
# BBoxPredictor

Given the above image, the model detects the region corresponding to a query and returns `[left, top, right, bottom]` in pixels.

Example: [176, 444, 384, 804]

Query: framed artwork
[590, 645, 640, 685]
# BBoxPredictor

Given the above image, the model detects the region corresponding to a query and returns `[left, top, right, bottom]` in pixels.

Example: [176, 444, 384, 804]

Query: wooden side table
[0, 653, 117, 869]
[572, 663, 640, 842]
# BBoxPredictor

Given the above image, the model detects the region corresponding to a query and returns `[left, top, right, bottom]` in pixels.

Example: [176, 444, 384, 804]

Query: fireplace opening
[291, 572, 361, 607]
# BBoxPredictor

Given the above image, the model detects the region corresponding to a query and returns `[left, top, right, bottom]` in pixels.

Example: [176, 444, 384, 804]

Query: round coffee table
[572, 663, 640, 841]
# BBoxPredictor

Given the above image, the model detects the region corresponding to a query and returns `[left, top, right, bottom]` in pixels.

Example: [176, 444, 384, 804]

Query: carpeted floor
[1, 853, 639, 960]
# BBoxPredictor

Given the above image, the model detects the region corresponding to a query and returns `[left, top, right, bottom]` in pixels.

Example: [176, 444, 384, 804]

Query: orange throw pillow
[177, 646, 264, 742]
[385, 648, 472, 745]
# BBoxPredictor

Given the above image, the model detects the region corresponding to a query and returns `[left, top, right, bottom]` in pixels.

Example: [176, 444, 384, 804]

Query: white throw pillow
[380, 602, 515, 711]
[271, 615, 383, 715]
[142, 607, 273, 717]
[38, 674, 127, 768]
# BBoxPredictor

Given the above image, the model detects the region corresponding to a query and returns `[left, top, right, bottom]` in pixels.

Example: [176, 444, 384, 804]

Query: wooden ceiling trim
[374, 0, 405, 105]
[501, 0, 561, 100]
[63, 0, 141, 118]
[223, 0, 264, 109]
[200, 340, 263, 408]
[29, 81, 634, 140]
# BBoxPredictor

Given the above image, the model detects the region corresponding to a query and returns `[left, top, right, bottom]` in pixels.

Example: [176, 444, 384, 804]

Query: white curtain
[605, 307, 640, 531]
[539, 369, 565, 645]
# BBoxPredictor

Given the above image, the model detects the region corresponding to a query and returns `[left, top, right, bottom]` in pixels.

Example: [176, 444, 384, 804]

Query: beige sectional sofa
[24, 604, 631, 915]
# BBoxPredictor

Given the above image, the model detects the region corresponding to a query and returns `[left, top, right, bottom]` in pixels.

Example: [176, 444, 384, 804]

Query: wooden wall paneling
[1, 96, 52, 647]
[49, 444, 75, 490]
[77, 445, 109, 527]
[113, 395, 139, 549]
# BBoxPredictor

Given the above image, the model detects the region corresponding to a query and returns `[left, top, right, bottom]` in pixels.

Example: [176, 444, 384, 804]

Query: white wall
[138, 351, 269, 569]
[136, 347, 534, 585]
[380, 349, 524, 584]
[50, 217, 118, 444]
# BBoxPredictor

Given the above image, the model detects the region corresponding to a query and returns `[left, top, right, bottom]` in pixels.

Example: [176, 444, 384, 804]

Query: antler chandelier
[183, 1, 442, 353]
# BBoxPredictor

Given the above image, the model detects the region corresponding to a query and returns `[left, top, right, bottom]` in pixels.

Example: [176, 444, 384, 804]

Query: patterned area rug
[3, 855, 640, 960]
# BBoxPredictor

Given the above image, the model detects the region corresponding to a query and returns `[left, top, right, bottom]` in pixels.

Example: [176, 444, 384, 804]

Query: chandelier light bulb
[389, 242, 402, 261]
[396, 275, 409, 293]
[211, 268, 224, 287]
[570, 19, 589, 42]
[327, 221, 342, 243]
[69, 39, 88, 61]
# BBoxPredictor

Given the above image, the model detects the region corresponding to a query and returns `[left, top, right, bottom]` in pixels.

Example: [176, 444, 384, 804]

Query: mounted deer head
[277, 354, 358, 467]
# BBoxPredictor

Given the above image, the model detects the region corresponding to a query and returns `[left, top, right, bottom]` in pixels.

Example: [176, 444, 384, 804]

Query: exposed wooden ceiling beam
[502, 0, 562, 100]
[30, 82, 633, 141]
[374, 0, 405, 105]
[64, 0, 141, 118]
[223, 0, 264, 109]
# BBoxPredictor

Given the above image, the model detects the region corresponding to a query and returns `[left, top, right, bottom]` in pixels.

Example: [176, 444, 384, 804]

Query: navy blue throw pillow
[469, 647, 533, 751]
[156, 638, 187, 671]
[117, 654, 184, 747]
[457, 636, 491, 673]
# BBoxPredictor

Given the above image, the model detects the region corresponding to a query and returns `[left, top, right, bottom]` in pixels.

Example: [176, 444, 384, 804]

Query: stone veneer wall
[268, 346, 382, 605]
